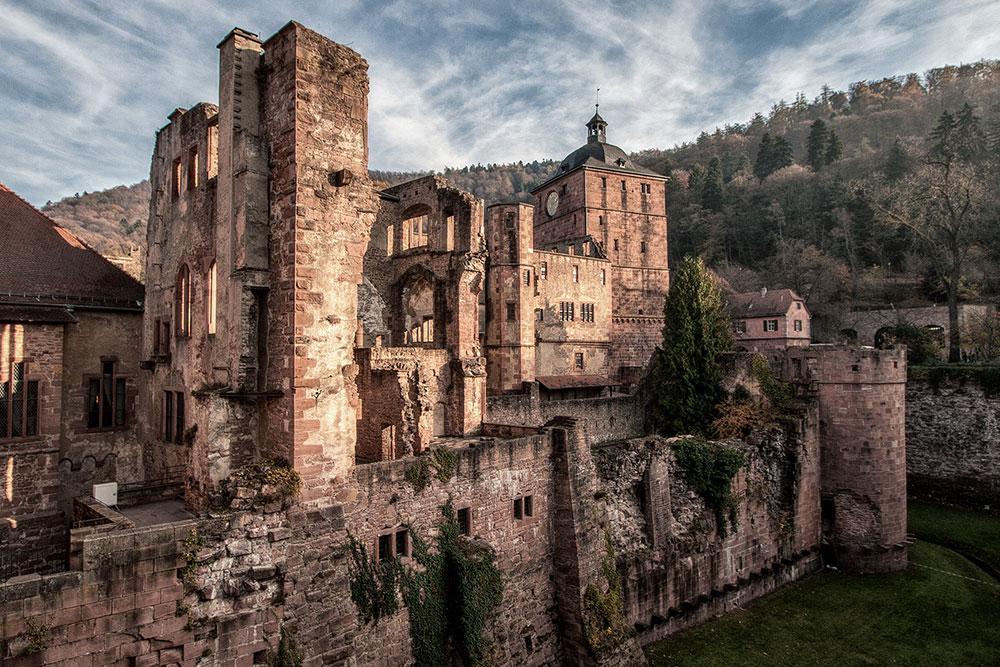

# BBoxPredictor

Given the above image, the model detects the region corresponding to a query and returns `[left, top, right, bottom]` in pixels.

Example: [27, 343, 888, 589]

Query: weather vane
[595, 87, 600, 112]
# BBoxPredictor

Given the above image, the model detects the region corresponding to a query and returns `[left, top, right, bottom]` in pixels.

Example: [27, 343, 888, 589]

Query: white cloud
[0, 0, 998, 204]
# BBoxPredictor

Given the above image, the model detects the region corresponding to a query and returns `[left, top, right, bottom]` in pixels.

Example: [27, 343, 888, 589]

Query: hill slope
[38, 60, 1000, 338]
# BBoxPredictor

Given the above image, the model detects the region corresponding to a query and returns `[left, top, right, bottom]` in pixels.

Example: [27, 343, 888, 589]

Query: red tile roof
[0, 182, 143, 310]
[727, 288, 803, 318]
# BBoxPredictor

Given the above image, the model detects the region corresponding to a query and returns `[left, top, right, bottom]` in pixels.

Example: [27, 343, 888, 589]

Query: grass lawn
[646, 506, 1000, 666]
[907, 499, 1000, 573]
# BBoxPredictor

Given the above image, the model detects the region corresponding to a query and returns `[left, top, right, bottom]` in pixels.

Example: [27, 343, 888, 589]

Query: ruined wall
[355, 347, 451, 461]
[485, 393, 642, 445]
[844, 303, 995, 354]
[593, 415, 822, 644]
[906, 374, 1000, 507]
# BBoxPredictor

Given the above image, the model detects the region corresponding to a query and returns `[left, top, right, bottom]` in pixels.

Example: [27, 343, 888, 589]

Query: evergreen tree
[771, 135, 794, 171]
[702, 157, 724, 211]
[929, 110, 957, 162]
[807, 119, 829, 170]
[884, 138, 911, 181]
[753, 133, 773, 180]
[825, 130, 843, 164]
[648, 256, 732, 436]
[687, 164, 707, 198]
[954, 103, 984, 162]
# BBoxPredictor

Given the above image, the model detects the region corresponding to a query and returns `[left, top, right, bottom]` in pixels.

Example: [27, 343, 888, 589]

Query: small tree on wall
[648, 256, 733, 435]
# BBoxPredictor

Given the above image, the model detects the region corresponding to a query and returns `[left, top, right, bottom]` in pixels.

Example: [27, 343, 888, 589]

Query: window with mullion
[2, 361, 39, 439]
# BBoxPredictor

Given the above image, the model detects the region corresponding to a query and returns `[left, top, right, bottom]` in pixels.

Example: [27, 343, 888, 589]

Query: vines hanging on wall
[345, 502, 504, 666]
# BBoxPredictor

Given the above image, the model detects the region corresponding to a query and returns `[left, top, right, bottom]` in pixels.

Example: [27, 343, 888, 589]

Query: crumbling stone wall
[907, 376, 1000, 508]
[592, 414, 821, 644]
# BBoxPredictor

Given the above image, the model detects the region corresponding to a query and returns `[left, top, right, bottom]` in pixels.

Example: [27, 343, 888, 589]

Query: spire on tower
[586, 90, 607, 144]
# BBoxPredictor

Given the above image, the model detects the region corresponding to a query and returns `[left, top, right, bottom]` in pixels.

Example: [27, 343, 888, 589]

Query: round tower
[789, 345, 908, 572]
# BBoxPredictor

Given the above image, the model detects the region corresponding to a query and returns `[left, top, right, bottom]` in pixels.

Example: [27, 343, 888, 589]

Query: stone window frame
[600, 269, 606, 286]
[0, 358, 40, 441]
[512, 494, 536, 524]
[162, 389, 186, 444]
[559, 302, 575, 322]
[794, 319, 803, 332]
[581, 303, 595, 323]
[186, 146, 199, 191]
[572, 265, 579, 283]
[206, 260, 218, 336]
[540, 262, 548, 280]
[506, 302, 517, 322]
[175, 264, 193, 339]
[523, 269, 531, 286]
[535, 308, 544, 322]
[376, 525, 411, 562]
[83, 356, 130, 433]
[574, 352, 585, 370]
[171, 157, 183, 200]
[640, 241, 647, 254]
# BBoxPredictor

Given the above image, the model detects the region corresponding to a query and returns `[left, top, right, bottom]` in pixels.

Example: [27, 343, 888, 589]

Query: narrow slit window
[207, 261, 217, 335]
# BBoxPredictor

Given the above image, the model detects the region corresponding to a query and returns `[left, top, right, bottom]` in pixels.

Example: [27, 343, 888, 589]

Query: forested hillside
[39, 60, 1000, 347]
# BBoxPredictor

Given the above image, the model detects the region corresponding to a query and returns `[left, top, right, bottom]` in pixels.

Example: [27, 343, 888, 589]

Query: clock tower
[530, 109, 669, 385]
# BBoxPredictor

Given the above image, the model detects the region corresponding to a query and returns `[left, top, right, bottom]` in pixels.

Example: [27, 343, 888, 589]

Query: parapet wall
[906, 369, 1000, 508]
[485, 393, 643, 444]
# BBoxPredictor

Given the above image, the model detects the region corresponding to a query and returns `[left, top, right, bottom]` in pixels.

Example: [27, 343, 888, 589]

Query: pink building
[728, 288, 810, 352]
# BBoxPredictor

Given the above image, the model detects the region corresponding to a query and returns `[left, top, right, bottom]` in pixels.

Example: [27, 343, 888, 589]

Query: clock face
[546, 191, 559, 216]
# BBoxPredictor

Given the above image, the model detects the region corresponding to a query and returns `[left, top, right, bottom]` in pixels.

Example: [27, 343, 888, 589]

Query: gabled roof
[727, 288, 804, 318]
[0, 183, 143, 311]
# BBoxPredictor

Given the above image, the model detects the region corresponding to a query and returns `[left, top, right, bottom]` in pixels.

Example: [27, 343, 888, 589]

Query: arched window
[206, 261, 217, 335]
[176, 264, 192, 337]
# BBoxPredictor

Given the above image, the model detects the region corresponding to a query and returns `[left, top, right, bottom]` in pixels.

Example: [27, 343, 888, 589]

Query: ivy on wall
[404, 448, 460, 493]
[346, 502, 503, 666]
[583, 532, 630, 653]
[346, 534, 403, 625]
[673, 437, 745, 536]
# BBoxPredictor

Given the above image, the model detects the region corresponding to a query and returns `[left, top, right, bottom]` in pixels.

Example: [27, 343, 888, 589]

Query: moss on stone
[583, 532, 630, 653]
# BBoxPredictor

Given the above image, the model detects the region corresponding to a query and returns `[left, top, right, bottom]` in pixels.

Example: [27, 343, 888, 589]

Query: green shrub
[270, 627, 303, 667]
[673, 437, 745, 536]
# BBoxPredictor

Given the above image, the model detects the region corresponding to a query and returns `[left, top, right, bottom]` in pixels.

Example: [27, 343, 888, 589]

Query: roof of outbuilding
[0, 182, 144, 310]
[535, 374, 620, 390]
[727, 288, 804, 318]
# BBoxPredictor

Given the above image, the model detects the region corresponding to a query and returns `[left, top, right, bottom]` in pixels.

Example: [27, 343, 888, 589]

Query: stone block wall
[0, 520, 198, 666]
[485, 393, 643, 445]
[906, 373, 1000, 508]
[784, 345, 908, 572]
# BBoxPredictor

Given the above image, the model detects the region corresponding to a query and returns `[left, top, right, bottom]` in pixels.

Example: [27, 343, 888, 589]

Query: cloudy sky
[1, 0, 999, 205]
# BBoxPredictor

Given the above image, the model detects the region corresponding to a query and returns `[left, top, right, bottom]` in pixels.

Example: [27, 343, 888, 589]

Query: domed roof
[559, 140, 636, 172]
[532, 110, 663, 193]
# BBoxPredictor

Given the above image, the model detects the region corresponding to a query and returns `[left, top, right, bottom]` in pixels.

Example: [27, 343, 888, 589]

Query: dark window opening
[506, 302, 517, 322]
[395, 529, 409, 558]
[523, 495, 533, 517]
[513, 497, 523, 520]
[378, 533, 393, 561]
[457, 507, 471, 536]
[87, 360, 128, 430]
[575, 353, 584, 370]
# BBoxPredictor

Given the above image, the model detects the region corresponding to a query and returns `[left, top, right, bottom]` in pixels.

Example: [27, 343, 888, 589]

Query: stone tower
[530, 110, 669, 386]
[143, 23, 377, 506]
[484, 202, 537, 393]
[784, 345, 908, 572]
